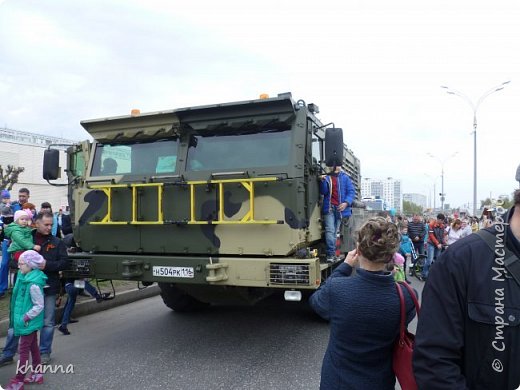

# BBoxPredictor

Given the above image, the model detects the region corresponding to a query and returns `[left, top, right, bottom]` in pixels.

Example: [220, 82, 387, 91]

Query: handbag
[393, 282, 420, 390]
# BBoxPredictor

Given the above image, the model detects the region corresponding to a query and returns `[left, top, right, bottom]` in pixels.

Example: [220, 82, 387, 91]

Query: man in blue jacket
[10, 188, 30, 213]
[319, 165, 356, 262]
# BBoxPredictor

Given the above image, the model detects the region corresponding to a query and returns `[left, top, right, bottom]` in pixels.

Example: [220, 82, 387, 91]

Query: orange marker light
[130, 109, 141, 116]
[259, 93, 269, 99]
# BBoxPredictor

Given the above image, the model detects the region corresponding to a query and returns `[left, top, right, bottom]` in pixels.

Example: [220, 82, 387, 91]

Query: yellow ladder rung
[88, 177, 279, 225]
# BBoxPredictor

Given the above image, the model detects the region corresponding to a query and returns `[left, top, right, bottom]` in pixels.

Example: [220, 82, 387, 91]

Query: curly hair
[357, 217, 400, 264]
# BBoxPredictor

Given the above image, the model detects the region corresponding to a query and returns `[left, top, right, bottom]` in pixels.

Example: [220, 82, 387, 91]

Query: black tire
[158, 283, 207, 312]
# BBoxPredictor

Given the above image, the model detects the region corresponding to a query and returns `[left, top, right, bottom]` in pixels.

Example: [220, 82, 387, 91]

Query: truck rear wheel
[158, 283, 207, 312]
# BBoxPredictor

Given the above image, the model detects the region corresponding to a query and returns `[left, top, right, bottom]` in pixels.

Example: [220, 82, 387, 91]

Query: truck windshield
[186, 129, 291, 171]
[90, 138, 179, 176]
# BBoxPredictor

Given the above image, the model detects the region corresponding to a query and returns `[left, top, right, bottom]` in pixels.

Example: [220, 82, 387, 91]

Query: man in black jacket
[408, 214, 426, 254]
[408, 214, 426, 277]
[413, 190, 520, 389]
[0, 211, 69, 366]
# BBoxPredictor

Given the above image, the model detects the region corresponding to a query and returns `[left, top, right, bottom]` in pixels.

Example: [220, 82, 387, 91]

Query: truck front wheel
[158, 283, 207, 312]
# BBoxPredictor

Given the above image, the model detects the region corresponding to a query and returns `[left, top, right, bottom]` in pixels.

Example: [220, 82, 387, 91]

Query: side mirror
[516, 164, 520, 186]
[324, 128, 344, 167]
[43, 149, 60, 180]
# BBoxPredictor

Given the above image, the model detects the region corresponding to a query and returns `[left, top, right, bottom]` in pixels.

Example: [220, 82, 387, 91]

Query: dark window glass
[90, 139, 179, 176]
[186, 129, 291, 171]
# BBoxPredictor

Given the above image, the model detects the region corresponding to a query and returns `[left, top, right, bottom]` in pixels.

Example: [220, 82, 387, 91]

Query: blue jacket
[310, 263, 416, 389]
[319, 171, 356, 218]
[11, 201, 22, 213]
[399, 233, 413, 255]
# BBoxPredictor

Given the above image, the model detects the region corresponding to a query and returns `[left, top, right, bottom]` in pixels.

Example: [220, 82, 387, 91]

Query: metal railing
[89, 177, 282, 225]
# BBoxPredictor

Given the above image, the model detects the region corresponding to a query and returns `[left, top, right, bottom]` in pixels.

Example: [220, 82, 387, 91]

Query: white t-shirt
[446, 226, 463, 245]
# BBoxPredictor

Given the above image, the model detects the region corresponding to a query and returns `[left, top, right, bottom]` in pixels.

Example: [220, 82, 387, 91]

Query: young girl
[399, 227, 412, 282]
[391, 252, 406, 282]
[4, 250, 48, 389]
[5, 210, 41, 269]
[21, 203, 37, 227]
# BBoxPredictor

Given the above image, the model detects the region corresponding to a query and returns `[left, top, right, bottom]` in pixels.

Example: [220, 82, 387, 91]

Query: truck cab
[44, 92, 366, 310]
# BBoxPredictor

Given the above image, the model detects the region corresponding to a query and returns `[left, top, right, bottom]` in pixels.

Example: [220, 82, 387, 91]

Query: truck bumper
[67, 253, 323, 290]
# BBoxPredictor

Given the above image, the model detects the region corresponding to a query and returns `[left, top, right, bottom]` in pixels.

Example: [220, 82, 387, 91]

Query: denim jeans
[62, 280, 100, 327]
[323, 206, 342, 257]
[83, 280, 99, 297]
[423, 243, 441, 278]
[2, 327, 18, 359]
[61, 283, 78, 327]
[39, 294, 57, 355]
[1, 293, 56, 358]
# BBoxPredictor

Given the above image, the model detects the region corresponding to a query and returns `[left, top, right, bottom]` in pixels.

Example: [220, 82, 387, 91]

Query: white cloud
[0, 0, 519, 208]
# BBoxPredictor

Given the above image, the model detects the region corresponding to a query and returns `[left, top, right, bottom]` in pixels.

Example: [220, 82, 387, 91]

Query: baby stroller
[409, 243, 427, 281]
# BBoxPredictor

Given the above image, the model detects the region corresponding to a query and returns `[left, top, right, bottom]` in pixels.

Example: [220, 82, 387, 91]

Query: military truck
[43, 92, 369, 311]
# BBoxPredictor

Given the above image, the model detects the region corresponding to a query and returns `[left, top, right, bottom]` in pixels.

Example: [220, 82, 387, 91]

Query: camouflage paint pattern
[62, 93, 367, 302]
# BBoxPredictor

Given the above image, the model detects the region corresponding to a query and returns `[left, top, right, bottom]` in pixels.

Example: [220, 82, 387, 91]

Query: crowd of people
[2, 168, 519, 389]
[0, 187, 110, 389]
[385, 210, 496, 283]
[313, 163, 520, 390]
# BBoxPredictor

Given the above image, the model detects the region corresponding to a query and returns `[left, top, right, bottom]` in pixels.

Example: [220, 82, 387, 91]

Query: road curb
[0, 284, 161, 338]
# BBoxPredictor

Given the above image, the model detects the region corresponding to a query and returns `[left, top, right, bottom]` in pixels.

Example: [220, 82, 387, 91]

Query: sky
[1, 0, 519, 211]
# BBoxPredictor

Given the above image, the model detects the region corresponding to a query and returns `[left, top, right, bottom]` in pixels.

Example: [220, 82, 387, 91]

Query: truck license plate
[152, 266, 194, 278]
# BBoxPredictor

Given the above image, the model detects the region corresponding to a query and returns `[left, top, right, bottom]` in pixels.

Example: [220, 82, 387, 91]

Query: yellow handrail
[90, 183, 164, 225]
[89, 177, 280, 225]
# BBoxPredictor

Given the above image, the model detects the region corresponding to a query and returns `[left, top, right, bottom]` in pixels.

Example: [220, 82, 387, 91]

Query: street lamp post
[441, 81, 510, 216]
[427, 153, 458, 211]
[424, 174, 440, 211]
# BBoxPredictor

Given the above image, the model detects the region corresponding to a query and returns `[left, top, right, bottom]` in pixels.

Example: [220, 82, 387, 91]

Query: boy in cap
[4, 250, 48, 389]
[0, 191, 14, 240]
[0, 189, 13, 216]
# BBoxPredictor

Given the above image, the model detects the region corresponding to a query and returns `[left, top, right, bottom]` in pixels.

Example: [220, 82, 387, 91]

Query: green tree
[501, 197, 514, 209]
[480, 196, 513, 210]
[403, 200, 423, 215]
[0, 165, 25, 190]
[480, 197, 493, 208]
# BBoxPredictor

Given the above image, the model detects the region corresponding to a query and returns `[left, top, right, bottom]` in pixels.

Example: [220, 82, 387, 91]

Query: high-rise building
[361, 177, 402, 212]
[403, 193, 427, 210]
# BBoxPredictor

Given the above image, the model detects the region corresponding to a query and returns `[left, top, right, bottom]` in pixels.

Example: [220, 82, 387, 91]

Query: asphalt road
[0, 278, 424, 390]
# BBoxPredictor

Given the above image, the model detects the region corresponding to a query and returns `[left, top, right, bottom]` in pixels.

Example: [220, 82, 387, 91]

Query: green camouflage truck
[43, 92, 370, 311]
